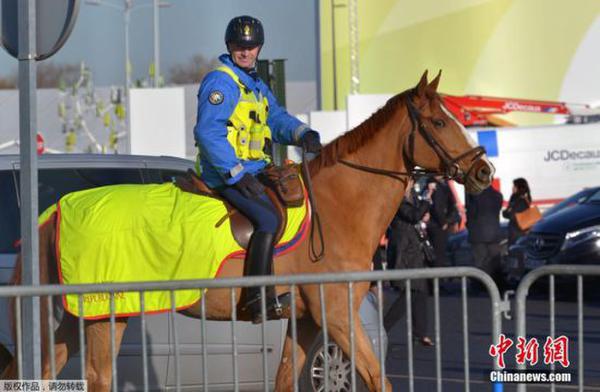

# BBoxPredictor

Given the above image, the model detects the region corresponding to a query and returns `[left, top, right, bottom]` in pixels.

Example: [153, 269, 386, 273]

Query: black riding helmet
[225, 15, 264, 48]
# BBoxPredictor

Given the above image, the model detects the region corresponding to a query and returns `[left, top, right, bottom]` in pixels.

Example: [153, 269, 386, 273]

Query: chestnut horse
[3, 72, 493, 391]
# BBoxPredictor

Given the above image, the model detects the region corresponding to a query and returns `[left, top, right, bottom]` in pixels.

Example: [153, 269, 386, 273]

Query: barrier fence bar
[515, 265, 600, 392]
[348, 281, 357, 392]
[434, 278, 442, 392]
[110, 293, 117, 392]
[171, 290, 181, 392]
[376, 280, 386, 392]
[77, 295, 85, 381]
[461, 277, 470, 392]
[405, 280, 414, 392]
[139, 291, 149, 392]
[549, 275, 555, 392]
[290, 285, 299, 392]
[46, 296, 56, 380]
[2, 267, 503, 391]
[230, 288, 239, 392]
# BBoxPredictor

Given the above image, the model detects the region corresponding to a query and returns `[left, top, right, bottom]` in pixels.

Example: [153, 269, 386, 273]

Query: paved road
[381, 280, 600, 392]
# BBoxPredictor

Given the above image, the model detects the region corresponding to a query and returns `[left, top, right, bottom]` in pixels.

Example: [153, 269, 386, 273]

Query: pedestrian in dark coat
[426, 176, 460, 268]
[502, 178, 532, 246]
[465, 185, 503, 285]
[384, 185, 434, 346]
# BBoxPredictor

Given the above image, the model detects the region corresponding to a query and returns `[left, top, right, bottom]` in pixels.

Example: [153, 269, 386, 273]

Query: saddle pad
[44, 182, 308, 319]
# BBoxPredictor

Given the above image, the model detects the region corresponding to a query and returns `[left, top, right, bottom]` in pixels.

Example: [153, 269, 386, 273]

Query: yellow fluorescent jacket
[217, 65, 272, 162]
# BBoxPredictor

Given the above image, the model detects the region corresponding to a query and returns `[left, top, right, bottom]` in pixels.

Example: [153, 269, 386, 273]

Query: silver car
[0, 154, 386, 391]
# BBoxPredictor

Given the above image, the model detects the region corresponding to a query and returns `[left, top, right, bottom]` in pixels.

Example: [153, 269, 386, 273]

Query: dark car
[446, 187, 600, 285]
[522, 187, 600, 272]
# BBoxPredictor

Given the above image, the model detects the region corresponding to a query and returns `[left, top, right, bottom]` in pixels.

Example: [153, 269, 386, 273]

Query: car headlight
[561, 225, 600, 250]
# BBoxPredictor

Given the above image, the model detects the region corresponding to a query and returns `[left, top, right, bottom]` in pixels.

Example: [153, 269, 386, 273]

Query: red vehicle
[442, 94, 600, 127]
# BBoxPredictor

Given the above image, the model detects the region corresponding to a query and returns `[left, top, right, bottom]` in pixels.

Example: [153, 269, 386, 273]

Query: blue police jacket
[194, 54, 309, 189]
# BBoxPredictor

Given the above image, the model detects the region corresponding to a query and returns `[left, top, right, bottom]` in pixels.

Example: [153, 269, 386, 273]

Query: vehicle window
[586, 189, 600, 203]
[1, 168, 144, 254]
[38, 168, 145, 210]
[543, 188, 595, 217]
[0, 172, 20, 254]
[144, 169, 188, 184]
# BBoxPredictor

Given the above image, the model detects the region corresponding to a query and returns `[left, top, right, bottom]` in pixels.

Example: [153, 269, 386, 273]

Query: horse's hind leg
[85, 319, 128, 392]
[275, 317, 320, 391]
[41, 312, 80, 379]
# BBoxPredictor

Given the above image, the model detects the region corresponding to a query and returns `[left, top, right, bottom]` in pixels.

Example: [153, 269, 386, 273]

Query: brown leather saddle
[174, 170, 288, 250]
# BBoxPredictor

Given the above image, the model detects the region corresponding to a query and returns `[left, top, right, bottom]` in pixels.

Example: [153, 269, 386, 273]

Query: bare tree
[0, 62, 79, 89]
[38, 62, 80, 88]
[0, 76, 16, 89]
[168, 54, 218, 85]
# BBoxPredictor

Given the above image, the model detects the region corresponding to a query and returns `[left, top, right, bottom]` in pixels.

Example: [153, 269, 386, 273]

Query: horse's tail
[1, 211, 57, 379]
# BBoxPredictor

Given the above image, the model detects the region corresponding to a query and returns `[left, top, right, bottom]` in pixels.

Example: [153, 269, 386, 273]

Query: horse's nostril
[477, 166, 491, 181]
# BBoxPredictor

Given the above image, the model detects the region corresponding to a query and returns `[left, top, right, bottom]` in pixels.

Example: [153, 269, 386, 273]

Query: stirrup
[245, 292, 291, 324]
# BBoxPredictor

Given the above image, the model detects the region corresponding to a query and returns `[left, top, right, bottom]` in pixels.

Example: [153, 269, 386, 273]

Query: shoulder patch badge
[208, 91, 224, 105]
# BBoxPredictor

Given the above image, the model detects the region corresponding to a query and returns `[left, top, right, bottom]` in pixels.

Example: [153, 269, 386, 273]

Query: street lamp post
[153, 0, 160, 87]
[85, 0, 170, 92]
[124, 0, 131, 92]
[330, 0, 346, 110]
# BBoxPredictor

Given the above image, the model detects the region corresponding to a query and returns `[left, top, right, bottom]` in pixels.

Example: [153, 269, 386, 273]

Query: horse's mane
[308, 90, 411, 174]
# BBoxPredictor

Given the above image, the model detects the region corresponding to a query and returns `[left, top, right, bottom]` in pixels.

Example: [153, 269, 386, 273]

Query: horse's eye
[433, 119, 445, 128]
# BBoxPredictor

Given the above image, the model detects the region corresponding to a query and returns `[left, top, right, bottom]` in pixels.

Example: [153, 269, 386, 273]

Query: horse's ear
[416, 70, 428, 98]
[426, 70, 442, 95]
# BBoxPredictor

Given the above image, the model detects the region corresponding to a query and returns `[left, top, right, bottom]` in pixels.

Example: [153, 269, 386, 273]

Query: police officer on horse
[193, 15, 321, 323]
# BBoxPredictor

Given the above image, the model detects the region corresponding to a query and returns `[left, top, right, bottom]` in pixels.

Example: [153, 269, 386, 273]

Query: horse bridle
[339, 90, 486, 184]
[305, 91, 486, 262]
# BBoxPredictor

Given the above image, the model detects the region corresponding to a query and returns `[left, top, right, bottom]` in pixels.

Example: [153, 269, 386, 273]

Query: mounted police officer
[193, 15, 322, 323]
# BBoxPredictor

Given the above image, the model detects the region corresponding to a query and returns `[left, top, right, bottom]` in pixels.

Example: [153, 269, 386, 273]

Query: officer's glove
[301, 130, 322, 154]
[234, 173, 264, 198]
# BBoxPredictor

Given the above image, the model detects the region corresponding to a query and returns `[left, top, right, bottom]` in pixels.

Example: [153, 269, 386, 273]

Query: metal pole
[124, 0, 131, 153]
[124, 0, 131, 92]
[18, 0, 41, 379]
[348, 0, 360, 94]
[330, 0, 337, 110]
[153, 0, 159, 87]
[314, 0, 322, 110]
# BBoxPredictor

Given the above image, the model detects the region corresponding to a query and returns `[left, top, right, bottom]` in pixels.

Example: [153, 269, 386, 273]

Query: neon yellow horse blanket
[39, 183, 308, 319]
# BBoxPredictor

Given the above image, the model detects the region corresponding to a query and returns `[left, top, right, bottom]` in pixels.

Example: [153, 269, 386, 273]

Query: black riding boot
[243, 231, 290, 323]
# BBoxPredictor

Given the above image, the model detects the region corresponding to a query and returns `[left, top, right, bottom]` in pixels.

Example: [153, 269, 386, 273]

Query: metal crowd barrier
[515, 265, 600, 392]
[2, 267, 504, 392]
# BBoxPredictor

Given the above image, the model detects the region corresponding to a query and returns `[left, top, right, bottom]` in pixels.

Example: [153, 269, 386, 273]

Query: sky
[0, 0, 319, 86]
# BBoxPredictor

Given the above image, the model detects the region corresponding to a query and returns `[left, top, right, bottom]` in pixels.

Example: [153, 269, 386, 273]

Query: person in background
[502, 178, 532, 246]
[465, 184, 504, 287]
[384, 181, 434, 346]
[193, 15, 322, 323]
[426, 176, 460, 268]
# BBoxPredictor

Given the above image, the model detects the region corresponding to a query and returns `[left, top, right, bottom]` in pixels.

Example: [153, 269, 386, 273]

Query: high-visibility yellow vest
[217, 65, 272, 162]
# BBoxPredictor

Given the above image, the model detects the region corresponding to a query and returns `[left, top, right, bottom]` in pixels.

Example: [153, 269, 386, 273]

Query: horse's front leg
[85, 319, 128, 392]
[275, 317, 320, 391]
[304, 282, 392, 392]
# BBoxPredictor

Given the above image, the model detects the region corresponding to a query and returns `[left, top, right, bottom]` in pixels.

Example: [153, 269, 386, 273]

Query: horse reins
[301, 150, 325, 262]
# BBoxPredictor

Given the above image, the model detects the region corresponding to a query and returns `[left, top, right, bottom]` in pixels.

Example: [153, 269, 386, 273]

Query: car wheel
[300, 331, 369, 392]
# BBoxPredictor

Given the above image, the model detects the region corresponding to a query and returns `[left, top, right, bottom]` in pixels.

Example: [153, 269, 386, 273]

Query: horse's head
[403, 71, 494, 194]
